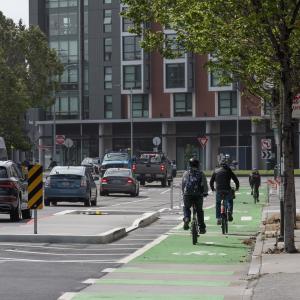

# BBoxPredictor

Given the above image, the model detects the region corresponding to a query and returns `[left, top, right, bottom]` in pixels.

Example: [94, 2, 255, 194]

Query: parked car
[0, 160, 31, 222]
[100, 168, 139, 197]
[132, 152, 173, 187]
[44, 166, 97, 206]
[100, 152, 131, 177]
[81, 157, 101, 175]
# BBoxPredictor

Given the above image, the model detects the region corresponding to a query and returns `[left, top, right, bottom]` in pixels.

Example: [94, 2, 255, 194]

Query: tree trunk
[282, 78, 297, 253]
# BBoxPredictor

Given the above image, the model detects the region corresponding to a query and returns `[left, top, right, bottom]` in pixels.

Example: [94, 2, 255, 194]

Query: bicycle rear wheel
[221, 216, 228, 234]
[191, 220, 198, 245]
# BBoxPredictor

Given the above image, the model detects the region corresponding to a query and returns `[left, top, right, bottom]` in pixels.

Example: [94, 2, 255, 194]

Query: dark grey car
[100, 168, 139, 197]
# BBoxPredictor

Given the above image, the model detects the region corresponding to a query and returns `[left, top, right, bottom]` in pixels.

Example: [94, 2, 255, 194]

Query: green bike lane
[72, 187, 265, 300]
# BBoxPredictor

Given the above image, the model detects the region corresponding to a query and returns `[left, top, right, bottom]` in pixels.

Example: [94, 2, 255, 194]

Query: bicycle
[220, 192, 229, 235]
[191, 202, 199, 245]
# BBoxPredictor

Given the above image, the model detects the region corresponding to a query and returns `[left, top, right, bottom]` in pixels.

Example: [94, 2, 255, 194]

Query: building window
[47, 0, 78, 8]
[104, 38, 112, 61]
[210, 70, 231, 88]
[103, 9, 112, 32]
[218, 91, 237, 115]
[104, 0, 111, 3]
[122, 8, 133, 32]
[52, 96, 79, 119]
[104, 95, 113, 118]
[165, 34, 184, 58]
[166, 63, 185, 89]
[50, 40, 78, 64]
[49, 12, 78, 36]
[123, 36, 141, 61]
[123, 65, 142, 89]
[104, 67, 112, 89]
[61, 65, 78, 83]
[132, 95, 149, 117]
[174, 93, 192, 116]
[264, 100, 272, 115]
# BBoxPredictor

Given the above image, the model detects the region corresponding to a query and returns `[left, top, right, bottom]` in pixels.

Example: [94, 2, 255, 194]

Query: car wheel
[10, 197, 22, 222]
[100, 191, 106, 196]
[135, 188, 139, 197]
[140, 180, 145, 186]
[52, 201, 57, 206]
[91, 190, 97, 206]
[161, 178, 167, 187]
[167, 179, 172, 187]
[22, 208, 32, 219]
[85, 193, 92, 207]
[44, 199, 50, 206]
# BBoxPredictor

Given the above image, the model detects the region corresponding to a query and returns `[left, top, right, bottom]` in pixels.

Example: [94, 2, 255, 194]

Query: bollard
[267, 184, 270, 203]
[170, 179, 174, 209]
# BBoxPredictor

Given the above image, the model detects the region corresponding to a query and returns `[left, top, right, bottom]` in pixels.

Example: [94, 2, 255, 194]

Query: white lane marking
[54, 210, 76, 216]
[126, 212, 158, 232]
[5, 249, 129, 256]
[58, 293, 77, 300]
[118, 234, 168, 264]
[102, 268, 117, 273]
[161, 189, 170, 195]
[204, 216, 210, 221]
[82, 278, 98, 284]
[241, 216, 253, 221]
[110, 197, 151, 207]
[0, 257, 116, 263]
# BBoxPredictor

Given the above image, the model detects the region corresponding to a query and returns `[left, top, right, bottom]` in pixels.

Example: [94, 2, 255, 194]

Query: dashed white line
[58, 292, 77, 300]
[241, 216, 253, 221]
[110, 197, 151, 207]
[82, 278, 98, 284]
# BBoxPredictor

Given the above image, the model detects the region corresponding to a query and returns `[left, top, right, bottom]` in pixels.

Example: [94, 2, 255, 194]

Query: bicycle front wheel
[221, 216, 228, 234]
[191, 221, 198, 245]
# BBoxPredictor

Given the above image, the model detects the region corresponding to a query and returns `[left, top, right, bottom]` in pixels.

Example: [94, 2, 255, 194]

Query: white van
[0, 137, 8, 161]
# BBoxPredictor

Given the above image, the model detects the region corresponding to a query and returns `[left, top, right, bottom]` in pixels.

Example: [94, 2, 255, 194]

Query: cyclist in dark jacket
[249, 169, 261, 201]
[182, 158, 208, 233]
[210, 157, 239, 225]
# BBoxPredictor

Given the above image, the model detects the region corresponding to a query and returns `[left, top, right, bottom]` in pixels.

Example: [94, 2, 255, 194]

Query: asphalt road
[0, 178, 191, 300]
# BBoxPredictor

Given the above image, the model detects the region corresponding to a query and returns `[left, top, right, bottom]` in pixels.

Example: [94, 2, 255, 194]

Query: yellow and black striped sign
[28, 164, 43, 209]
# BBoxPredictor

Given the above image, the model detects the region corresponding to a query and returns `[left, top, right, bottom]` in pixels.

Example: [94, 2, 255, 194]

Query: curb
[126, 211, 160, 232]
[0, 227, 127, 244]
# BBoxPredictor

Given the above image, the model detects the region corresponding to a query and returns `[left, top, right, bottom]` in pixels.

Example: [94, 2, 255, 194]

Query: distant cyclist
[249, 168, 261, 202]
[182, 158, 208, 233]
[210, 155, 239, 225]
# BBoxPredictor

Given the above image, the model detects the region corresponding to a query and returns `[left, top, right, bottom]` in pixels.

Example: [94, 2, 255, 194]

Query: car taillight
[45, 177, 51, 187]
[132, 163, 136, 172]
[101, 177, 108, 184]
[0, 181, 16, 189]
[160, 164, 165, 172]
[127, 178, 134, 184]
[80, 176, 87, 187]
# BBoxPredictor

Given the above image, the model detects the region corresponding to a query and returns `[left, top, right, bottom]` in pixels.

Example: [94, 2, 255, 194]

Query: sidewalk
[249, 183, 300, 300]
[63, 187, 264, 300]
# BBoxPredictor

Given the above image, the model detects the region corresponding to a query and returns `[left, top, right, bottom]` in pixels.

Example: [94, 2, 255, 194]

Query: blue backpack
[184, 169, 202, 195]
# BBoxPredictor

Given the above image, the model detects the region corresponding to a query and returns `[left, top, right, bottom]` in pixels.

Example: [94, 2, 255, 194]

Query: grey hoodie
[181, 168, 209, 196]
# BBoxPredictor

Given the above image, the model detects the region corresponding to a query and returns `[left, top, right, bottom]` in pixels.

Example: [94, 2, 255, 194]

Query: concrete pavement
[0, 209, 159, 244]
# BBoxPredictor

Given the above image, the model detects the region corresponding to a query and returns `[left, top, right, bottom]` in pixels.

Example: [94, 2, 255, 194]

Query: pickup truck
[132, 152, 173, 187]
[100, 152, 131, 177]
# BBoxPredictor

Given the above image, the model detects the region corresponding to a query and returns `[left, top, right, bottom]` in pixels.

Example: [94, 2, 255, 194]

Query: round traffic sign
[152, 136, 161, 146]
[64, 138, 74, 148]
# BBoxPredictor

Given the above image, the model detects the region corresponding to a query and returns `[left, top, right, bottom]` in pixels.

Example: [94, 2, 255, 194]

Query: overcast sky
[0, 0, 29, 26]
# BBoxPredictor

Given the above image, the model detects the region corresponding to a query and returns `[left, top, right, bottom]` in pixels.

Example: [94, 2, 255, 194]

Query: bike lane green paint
[72, 187, 265, 300]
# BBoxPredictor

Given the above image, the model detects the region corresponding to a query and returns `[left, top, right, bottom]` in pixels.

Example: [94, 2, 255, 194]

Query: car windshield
[50, 167, 84, 176]
[139, 153, 163, 163]
[105, 169, 131, 177]
[0, 167, 8, 178]
[103, 153, 129, 161]
[50, 174, 82, 180]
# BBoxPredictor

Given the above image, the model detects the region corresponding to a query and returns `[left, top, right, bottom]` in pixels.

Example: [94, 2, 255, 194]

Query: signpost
[292, 94, 300, 119]
[152, 136, 161, 152]
[261, 150, 272, 159]
[197, 136, 208, 170]
[64, 138, 74, 165]
[261, 138, 272, 150]
[28, 164, 43, 234]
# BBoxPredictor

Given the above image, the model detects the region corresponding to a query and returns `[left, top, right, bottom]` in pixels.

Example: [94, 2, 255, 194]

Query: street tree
[0, 12, 63, 150]
[122, 0, 300, 252]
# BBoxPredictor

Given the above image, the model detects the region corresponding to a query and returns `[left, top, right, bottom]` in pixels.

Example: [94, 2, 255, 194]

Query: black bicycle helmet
[189, 157, 199, 168]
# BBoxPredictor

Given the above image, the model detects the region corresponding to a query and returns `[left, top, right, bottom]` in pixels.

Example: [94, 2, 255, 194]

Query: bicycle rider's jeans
[216, 191, 233, 219]
[183, 195, 206, 229]
[253, 185, 259, 199]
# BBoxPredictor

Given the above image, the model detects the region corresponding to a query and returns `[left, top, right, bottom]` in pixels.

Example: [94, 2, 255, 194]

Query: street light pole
[130, 87, 133, 160]
[236, 93, 239, 169]
[53, 100, 56, 161]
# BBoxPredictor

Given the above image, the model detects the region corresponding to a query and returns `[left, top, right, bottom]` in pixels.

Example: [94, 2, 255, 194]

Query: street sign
[261, 150, 272, 159]
[292, 94, 300, 119]
[152, 136, 161, 146]
[28, 164, 43, 209]
[261, 139, 272, 150]
[64, 138, 74, 148]
[56, 135, 65, 145]
[197, 136, 208, 148]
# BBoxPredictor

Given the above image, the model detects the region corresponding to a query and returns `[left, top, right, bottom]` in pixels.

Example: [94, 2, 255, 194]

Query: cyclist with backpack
[182, 157, 209, 233]
[249, 168, 261, 202]
[210, 156, 239, 225]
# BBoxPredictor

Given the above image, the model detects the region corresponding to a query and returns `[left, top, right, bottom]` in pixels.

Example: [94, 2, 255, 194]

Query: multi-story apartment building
[29, 0, 300, 170]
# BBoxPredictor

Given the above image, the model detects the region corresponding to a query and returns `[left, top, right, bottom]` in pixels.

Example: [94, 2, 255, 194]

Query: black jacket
[210, 165, 239, 192]
[249, 172, 261, 188]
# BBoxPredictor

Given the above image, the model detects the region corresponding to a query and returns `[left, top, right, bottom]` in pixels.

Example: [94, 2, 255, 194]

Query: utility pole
[130, 87, 133, 160]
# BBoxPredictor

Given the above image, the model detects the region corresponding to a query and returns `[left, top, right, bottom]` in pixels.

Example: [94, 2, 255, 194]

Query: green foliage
[0, 13, 63, 150]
